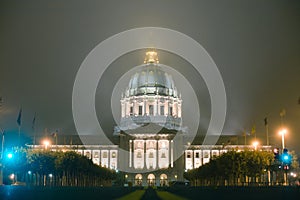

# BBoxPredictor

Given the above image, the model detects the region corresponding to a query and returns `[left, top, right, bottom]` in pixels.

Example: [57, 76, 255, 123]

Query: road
[1, 185, 299, 200]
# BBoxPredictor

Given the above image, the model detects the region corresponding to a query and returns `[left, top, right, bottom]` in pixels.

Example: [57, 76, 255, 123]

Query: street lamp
[278, 128, 288, 186]
[42, 139, 51, 150]
[0, 128, 5, 185]
[252, 141, 259, 150]
[279, 129, 287, 150]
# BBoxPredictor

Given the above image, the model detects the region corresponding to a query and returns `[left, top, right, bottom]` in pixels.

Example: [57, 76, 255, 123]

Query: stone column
[143, 96, 146, 115]
[129, 140, 132, 168]
[132, 98, 136, 116]
[156, 139, 159, 170]
[171, 140, 174, 168]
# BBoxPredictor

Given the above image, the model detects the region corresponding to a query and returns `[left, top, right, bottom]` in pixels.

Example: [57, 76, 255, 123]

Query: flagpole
[266, 124, 269, 146]
[18, 126, 21, 147]
[32, 114, 36, 146]
[0, 128, 5, 185]
[264, 117, 269, 146]
[33, 132, 36, 146]
[17, 107, 22, 147]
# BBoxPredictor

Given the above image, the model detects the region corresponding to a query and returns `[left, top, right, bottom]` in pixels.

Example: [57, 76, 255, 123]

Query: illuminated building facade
[30, 51, 272, 186]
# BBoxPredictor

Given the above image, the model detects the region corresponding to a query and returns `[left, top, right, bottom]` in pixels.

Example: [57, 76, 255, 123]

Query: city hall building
[30, 51, 272, 186]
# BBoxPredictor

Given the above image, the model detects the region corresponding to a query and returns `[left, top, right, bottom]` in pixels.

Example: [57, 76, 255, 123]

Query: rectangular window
[85, 152, 91, 158]
[138, 105, 143, 115]
[112, 152, 116, 158]
[195, 152, 199, 158]
[149, 152, 154, 158]
[102, 151, 108, 158]
[130, 106, 133, 115]
[204, 152, 209, 158]
[160, 105, 164, 115]
[137, 151, 142, 158]
[169, 106, 173, 116]
[149, 105, 154, 115]
[187, 153, 191, 158]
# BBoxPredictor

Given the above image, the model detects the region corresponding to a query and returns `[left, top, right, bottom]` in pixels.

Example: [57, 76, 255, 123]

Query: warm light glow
[252, 141, 259, 150]
[252, 141, 259, 147]
[279, 128, 287, 150]
[42, 139, 51, 149]
[290, 172, 297, 178]
[175, 175, 178, 179]
[279, 129, 287, 135]
[125, 174, 128, 178]
[144, 51, 159, 64]
[9, 174, 15, 180]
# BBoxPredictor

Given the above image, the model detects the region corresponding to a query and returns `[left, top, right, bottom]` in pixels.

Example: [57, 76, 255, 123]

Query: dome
[127, 64, 178, 97]
[118, 51, 183, 133]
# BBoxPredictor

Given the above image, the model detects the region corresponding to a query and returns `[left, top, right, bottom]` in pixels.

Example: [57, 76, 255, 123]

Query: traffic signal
[280, 148, 292, 165]
[273, 148, 280, 160]
[283, 165, 289, 170]
[6, 152, 13, 159]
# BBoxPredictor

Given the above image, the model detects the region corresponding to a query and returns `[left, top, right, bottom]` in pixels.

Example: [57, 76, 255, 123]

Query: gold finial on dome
[144, 51, 159, 64]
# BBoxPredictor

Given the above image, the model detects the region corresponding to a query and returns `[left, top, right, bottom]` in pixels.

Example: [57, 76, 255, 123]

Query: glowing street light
[252, 141, 259, 150]
[7, 153, 13, 159]
[279, 129, 287, 150]
[290, 172, 297, 178]
[9, 173, 15, 180]
[42, 139, 51, 150]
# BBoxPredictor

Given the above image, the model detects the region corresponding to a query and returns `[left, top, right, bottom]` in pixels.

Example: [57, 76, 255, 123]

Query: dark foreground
[167, 186, 300, 200]
[1, 186, 300, 200]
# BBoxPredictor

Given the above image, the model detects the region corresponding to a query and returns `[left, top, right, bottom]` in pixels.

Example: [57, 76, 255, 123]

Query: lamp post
[278, 128, 288, 185]
[0, 128, 4, 185]
[279, 129, 287, 151]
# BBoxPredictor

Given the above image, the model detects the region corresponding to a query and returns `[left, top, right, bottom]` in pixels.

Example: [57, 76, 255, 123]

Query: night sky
[0, 1, 300, 153]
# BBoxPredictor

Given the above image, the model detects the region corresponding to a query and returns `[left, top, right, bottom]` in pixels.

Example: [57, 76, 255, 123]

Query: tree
[184, 150, 274, 186]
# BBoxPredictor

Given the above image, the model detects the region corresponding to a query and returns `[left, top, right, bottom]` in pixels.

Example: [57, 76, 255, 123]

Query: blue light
[7, 153, 13, 159]
[281, 153, 292, 165]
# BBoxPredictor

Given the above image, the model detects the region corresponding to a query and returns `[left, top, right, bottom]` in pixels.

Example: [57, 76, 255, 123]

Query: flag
[17, 108, 22, 126]
[51, 130, 58, 137]
[251, 125, 256, 134]
[51, 132, 57, 137]
[264, 117, 268, 126]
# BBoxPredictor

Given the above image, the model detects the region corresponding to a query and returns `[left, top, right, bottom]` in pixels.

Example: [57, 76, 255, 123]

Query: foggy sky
[0, 0, 300, 152]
